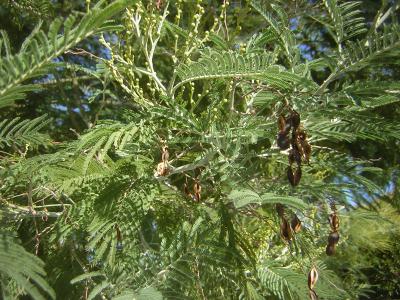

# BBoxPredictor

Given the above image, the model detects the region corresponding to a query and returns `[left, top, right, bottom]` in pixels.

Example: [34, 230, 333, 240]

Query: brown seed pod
[328, 231, 340, 245]
[193, 181, 201, 202]
[288, 149, 302, 166]
[302, 140, 311, 163]
[326, 243, 336, 256]
[329, 213, 340, 231]
[115, 224, 122, 241]
[293, 166, 302, 186]
[161, 145, 169, 162]
[278, 115, 286, 132]
[309, 289, 319, 300]
[287, 166, 295, 186]
[276, 204, 285, 218]
[308, 266, 319, 290]
[156, 162, 169, 176]
[280, 217, 292, 242]
[290, 110, 300, 129]
[291, 214, 302, 233]
[277, 132, 290, 150]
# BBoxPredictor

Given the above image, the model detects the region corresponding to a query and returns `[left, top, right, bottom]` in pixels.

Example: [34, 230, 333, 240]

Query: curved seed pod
[276, 204, 285, 218]
[290, 110, 300, 129]
[278, 115, 286, 132]
[161, 146, 169, 162]
[193, 181, 201, 202]
[280, 217, 292, 242]
[328, 231, 340, 244]
[287, 166, 295, 186]
[308, 266, 319, 290]
[291, 214, 302, 233]
[289, 148, 301, 166]
[277, 132, 290, 150]
[309, 289, 319, 300]
[293, 166, 302, 186]
[302, 140, 311, 163]
[329, 213, 340, 231]
[326, 243, 336, 256]
[297, 128, 307, 140]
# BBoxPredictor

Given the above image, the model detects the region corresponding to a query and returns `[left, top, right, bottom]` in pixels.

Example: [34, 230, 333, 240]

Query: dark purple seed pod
[293, 166, 302, 186]
[328, 231, 340, 244]
[277, 132, 290, 150]
[280, 217, 292, 242]
[326, 243, 336, 256]
[276, 204, 285, 218]
[287, 166, 295, 186]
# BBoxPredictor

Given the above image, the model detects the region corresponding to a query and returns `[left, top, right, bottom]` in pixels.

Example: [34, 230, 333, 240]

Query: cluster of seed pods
[326, 203, 340, 256]
[276, 204, 302, 243]
[277, 110, 311, 186]
[308, 266, 319, 300]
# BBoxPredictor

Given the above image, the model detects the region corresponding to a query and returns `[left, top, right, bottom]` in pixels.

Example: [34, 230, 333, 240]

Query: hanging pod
[161, 145, 169, 162]
[277, 131, 290, 150]
[278, 115, 286, 132]
[328, 231, 340, 244]
[193, 181, 201, 202]
[291, 214, 302, 233]
[293, 166, 302, 186]
[326, 243, 336, 256]
[289, 148, 302, 166]
[290, 110, 300, 129]
[329, 213, 340, 231]
[280, 217, 292, 242]
[308, 266, 319, 290]
[287, 166, 295, 186]
[276, 204, 285, 218]
[309, 289, 319, 300]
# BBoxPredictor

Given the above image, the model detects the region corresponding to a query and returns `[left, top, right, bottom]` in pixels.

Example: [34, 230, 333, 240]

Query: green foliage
[0, 0, 400, 299]
[0, 232, 55, 300]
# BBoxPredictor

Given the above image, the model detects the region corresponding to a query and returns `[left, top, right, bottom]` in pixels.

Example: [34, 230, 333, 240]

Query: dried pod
[290, 110, 300, 129]
[328, 231, 340, 245]
[277, 132, 290, 150]
[308, 266, 319, 290]
[280, 217, 292, 242]
[302, 140, 311, 163]
[156, 162, 169, 176]
[291, 214, 302, 233]
[278, 115, 286, 132]
[309, 289, 319, 300]
[193, 181, 201, 202]
[293, 166, 302, 186]
[287, 166, 295, 186]
[297, 128, 307, 141]
[161, 146, 169, 162]
[289, 149, 301, 166]
[276, 204, 285, 218]
[326, 243, 336, 256]
[329, 213, 340, 231]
